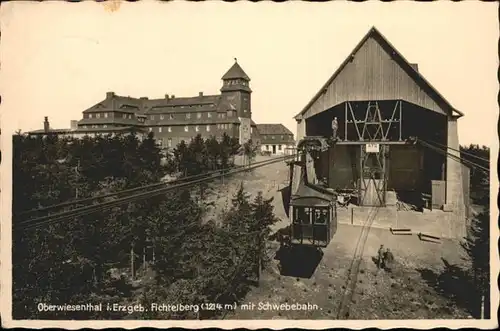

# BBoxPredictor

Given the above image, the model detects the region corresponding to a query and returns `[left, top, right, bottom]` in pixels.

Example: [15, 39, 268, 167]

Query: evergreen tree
[250, 192, 280, 278]
[461, 210, 490, 318]
[243, 139, 258, 166]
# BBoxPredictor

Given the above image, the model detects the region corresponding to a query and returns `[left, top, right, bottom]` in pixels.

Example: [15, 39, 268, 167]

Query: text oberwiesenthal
[37, 302, 321, 314]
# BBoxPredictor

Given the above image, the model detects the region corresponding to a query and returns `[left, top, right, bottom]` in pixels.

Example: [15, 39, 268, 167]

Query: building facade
[74, 60, 258, 148]
[293, 27, 469, 237]
[256, 124, 295, 155]
[27, 117, 147, 139]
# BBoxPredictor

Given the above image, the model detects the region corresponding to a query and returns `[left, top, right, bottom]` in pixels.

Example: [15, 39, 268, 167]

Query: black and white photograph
[0, 1, 498, 328]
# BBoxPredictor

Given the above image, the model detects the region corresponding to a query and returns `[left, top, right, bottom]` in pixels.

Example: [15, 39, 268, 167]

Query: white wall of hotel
[260, 143, 295, 155]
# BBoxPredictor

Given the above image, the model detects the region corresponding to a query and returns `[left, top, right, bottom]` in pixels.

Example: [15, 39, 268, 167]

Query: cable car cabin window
[313, 208, 328, 224]
[293, 207, 311, 224]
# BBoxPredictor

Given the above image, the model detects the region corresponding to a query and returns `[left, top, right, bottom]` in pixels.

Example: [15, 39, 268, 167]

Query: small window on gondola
[314, 208, 328, 224]
[293, 207, 311, 224]
[301, 208, 311, 224]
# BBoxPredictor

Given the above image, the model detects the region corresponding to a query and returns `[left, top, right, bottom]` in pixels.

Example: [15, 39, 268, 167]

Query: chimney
[43, 116, 50, 133]
[70, 120, 78, 130]
[410, 63, 419, 72]
[199, 92, 203, 97]
[171, 95, 175, 99]
[165, 94, 169, 100]
[106, 91, 115, 99]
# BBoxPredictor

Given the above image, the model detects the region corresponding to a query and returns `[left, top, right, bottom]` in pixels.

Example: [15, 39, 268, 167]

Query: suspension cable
[421, 138, 489, 163]
[16, 156, 278, 217]
[15, 155, 295, 231]
[417, 139, 489, 174]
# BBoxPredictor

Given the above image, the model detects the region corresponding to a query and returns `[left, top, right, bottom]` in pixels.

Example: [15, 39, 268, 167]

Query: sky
[0, 0, 498, 146]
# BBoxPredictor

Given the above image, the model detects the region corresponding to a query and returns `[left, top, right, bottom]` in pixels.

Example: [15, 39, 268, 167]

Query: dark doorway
[272, 145, 276, 154]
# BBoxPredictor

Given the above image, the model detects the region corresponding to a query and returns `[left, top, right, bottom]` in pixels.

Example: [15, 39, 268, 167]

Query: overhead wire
[418, 139, 489, 174]
[421, 138, 489, 164]
[16, 156, 282, 217]
[16, 155, 296, 231]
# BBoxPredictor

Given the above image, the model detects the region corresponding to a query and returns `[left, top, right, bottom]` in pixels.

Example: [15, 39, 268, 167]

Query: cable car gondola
[287, 156, 337, 249]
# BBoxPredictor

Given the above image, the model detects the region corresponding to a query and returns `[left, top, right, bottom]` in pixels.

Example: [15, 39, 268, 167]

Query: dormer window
[89, 114, 93, 119]
[96, 113, 101, 119]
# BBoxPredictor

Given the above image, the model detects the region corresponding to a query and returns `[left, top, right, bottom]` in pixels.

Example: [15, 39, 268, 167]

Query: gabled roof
[145, 95, 220, 109]
[294, 27, 463, 119]
[256, 123, 293, 135]
[290, 168, 335, 207]
[221, 60, 250, 81]
[83, 94, 144, 114]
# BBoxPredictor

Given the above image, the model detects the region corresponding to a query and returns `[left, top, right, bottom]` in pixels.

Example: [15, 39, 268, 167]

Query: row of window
[293, 207, 329, 225]
[265, 134, 293, 140]
[86, 113, 134, 120]
[86, 110, 249, 122]
[149, 110, 246, 121]
[224, 79, 249, 86]
[81, 124, 109, 129]
[265, 144, 283, 151]
[165, 104, 216, 109]
[148, 123, 233, 133]
[87, 113, 109, 119]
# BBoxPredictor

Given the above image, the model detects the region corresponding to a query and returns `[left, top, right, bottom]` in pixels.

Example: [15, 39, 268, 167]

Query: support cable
[421, 138, 489, 164]
[15, 155, 295, 231]
[16, 156, 280, 218]
[417, 139, 489, 175]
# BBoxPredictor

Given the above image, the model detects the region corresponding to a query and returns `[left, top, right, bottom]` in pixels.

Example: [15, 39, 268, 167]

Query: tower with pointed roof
[220, 58, 252, 119]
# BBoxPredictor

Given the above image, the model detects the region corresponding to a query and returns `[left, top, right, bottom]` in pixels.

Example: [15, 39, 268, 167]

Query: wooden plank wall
[388, 145, 421, 190]
[328, 145, 360, 190]
[302, 36, 446, 120]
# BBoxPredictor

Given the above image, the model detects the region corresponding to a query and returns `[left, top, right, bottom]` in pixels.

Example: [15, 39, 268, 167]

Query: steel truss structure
[342, 100, 403, 206]
[344, 100, 403, 142]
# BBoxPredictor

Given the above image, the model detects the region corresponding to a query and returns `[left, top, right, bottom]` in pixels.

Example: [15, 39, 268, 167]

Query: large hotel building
[28, 60, 276, 148]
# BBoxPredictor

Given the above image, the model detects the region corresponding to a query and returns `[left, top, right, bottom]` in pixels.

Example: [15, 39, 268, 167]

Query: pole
[351, 208, 353, 225]
[480, 294, 485, 319]
[344, 101, 348, 141]
[131, 243, 135, 280]
[399, 101, 402, 141]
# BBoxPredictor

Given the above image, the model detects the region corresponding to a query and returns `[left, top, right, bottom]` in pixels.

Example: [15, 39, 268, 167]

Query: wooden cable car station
[289, 27, 469, 239]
